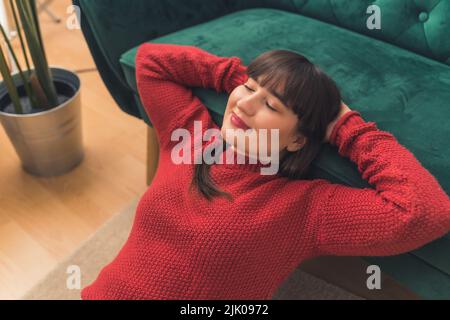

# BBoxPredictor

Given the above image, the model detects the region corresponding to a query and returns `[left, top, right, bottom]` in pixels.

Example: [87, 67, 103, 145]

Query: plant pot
[0, 66, 83, 177]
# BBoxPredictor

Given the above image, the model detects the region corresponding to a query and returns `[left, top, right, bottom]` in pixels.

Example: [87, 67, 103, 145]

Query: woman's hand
[324, 101, 352, 143]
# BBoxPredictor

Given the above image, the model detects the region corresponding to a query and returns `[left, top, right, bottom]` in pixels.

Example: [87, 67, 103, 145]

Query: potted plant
[0, 0, 82, 177]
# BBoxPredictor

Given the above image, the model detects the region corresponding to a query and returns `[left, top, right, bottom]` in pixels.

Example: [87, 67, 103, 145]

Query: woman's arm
[310, 107, 450, 257]
[135, 43, 248, 148]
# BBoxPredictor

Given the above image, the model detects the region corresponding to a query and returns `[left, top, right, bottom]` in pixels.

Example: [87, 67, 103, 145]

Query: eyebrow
[252, 77, 287, 107]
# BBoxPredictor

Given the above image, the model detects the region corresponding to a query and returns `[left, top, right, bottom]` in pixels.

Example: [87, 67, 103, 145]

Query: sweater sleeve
[310, 110, 450, 257]
[135, 43, 248, 148]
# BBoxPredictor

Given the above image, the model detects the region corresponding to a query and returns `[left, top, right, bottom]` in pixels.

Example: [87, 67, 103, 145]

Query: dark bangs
[246, 50, 339, 140]
[246, 50, 314, 112]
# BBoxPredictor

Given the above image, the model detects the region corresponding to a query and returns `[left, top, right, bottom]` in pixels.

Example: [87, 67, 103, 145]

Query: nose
[236, 93, 259, 116]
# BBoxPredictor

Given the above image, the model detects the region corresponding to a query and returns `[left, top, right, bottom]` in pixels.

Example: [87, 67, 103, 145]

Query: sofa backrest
[228, 0, 450, 66]
[75, 0, 449, 119]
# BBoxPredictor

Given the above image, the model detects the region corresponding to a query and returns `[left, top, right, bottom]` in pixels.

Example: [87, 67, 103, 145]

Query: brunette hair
[190, 50, 342, 201]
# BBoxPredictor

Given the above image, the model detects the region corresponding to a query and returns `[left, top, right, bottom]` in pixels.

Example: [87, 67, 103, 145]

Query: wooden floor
[0, 0, 148, 299]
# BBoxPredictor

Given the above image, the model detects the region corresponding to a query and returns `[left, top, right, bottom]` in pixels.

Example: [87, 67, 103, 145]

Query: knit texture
[81, 43, 450, 300]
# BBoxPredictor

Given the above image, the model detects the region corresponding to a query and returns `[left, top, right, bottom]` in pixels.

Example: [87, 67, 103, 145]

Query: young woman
[81, 43, 450, 300]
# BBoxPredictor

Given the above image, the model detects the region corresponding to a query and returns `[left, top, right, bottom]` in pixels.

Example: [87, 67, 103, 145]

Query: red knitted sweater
[81, 43, 450, 300]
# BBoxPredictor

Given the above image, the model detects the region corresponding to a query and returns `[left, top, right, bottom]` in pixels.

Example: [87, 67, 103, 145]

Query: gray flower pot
[0, 66, 83, 177]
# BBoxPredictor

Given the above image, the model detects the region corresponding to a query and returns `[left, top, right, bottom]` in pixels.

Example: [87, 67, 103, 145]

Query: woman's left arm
[135, 43, 248, 148]
[309, 110, 450, 258]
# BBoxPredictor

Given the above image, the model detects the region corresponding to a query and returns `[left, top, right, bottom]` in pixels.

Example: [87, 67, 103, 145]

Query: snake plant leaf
[29, 0, 45, 57]
[8, 0, 39, 108]
[0, 47, 23, 114]
[0, 23, 38, 109]
[9, 0, 31, 71]
[16, 0, 58, 108]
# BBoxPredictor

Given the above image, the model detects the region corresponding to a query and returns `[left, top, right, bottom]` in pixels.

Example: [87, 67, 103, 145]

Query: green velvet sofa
[73, 0, 450, 299]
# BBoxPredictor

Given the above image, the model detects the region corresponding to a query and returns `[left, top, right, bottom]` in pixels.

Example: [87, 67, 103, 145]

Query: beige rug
[22, 197, 363, 300]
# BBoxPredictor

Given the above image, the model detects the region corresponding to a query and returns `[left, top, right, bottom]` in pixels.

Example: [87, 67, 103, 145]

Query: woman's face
[221, 76, 305, 158]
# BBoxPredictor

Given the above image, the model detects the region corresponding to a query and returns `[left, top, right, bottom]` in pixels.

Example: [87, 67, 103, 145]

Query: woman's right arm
[309, 106, 450, 257]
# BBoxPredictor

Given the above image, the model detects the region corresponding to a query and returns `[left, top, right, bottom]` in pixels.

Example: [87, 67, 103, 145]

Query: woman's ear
[287, 135, 306, 152]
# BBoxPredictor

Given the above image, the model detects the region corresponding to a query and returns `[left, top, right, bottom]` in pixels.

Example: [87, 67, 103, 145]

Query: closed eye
[244, 85, 277, 112]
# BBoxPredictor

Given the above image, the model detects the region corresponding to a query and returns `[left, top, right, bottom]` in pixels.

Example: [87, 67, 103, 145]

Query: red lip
[230, 112, 250, 130]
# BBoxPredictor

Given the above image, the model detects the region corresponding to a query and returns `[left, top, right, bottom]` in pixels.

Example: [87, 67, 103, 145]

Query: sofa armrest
[74, 0, 233, 119]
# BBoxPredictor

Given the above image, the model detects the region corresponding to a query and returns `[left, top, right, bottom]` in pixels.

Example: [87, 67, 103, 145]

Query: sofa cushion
[120, 8, 450, 298]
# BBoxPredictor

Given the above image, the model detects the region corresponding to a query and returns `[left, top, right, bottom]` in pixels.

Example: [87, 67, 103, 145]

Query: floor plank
[0, 0, 147, 299]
